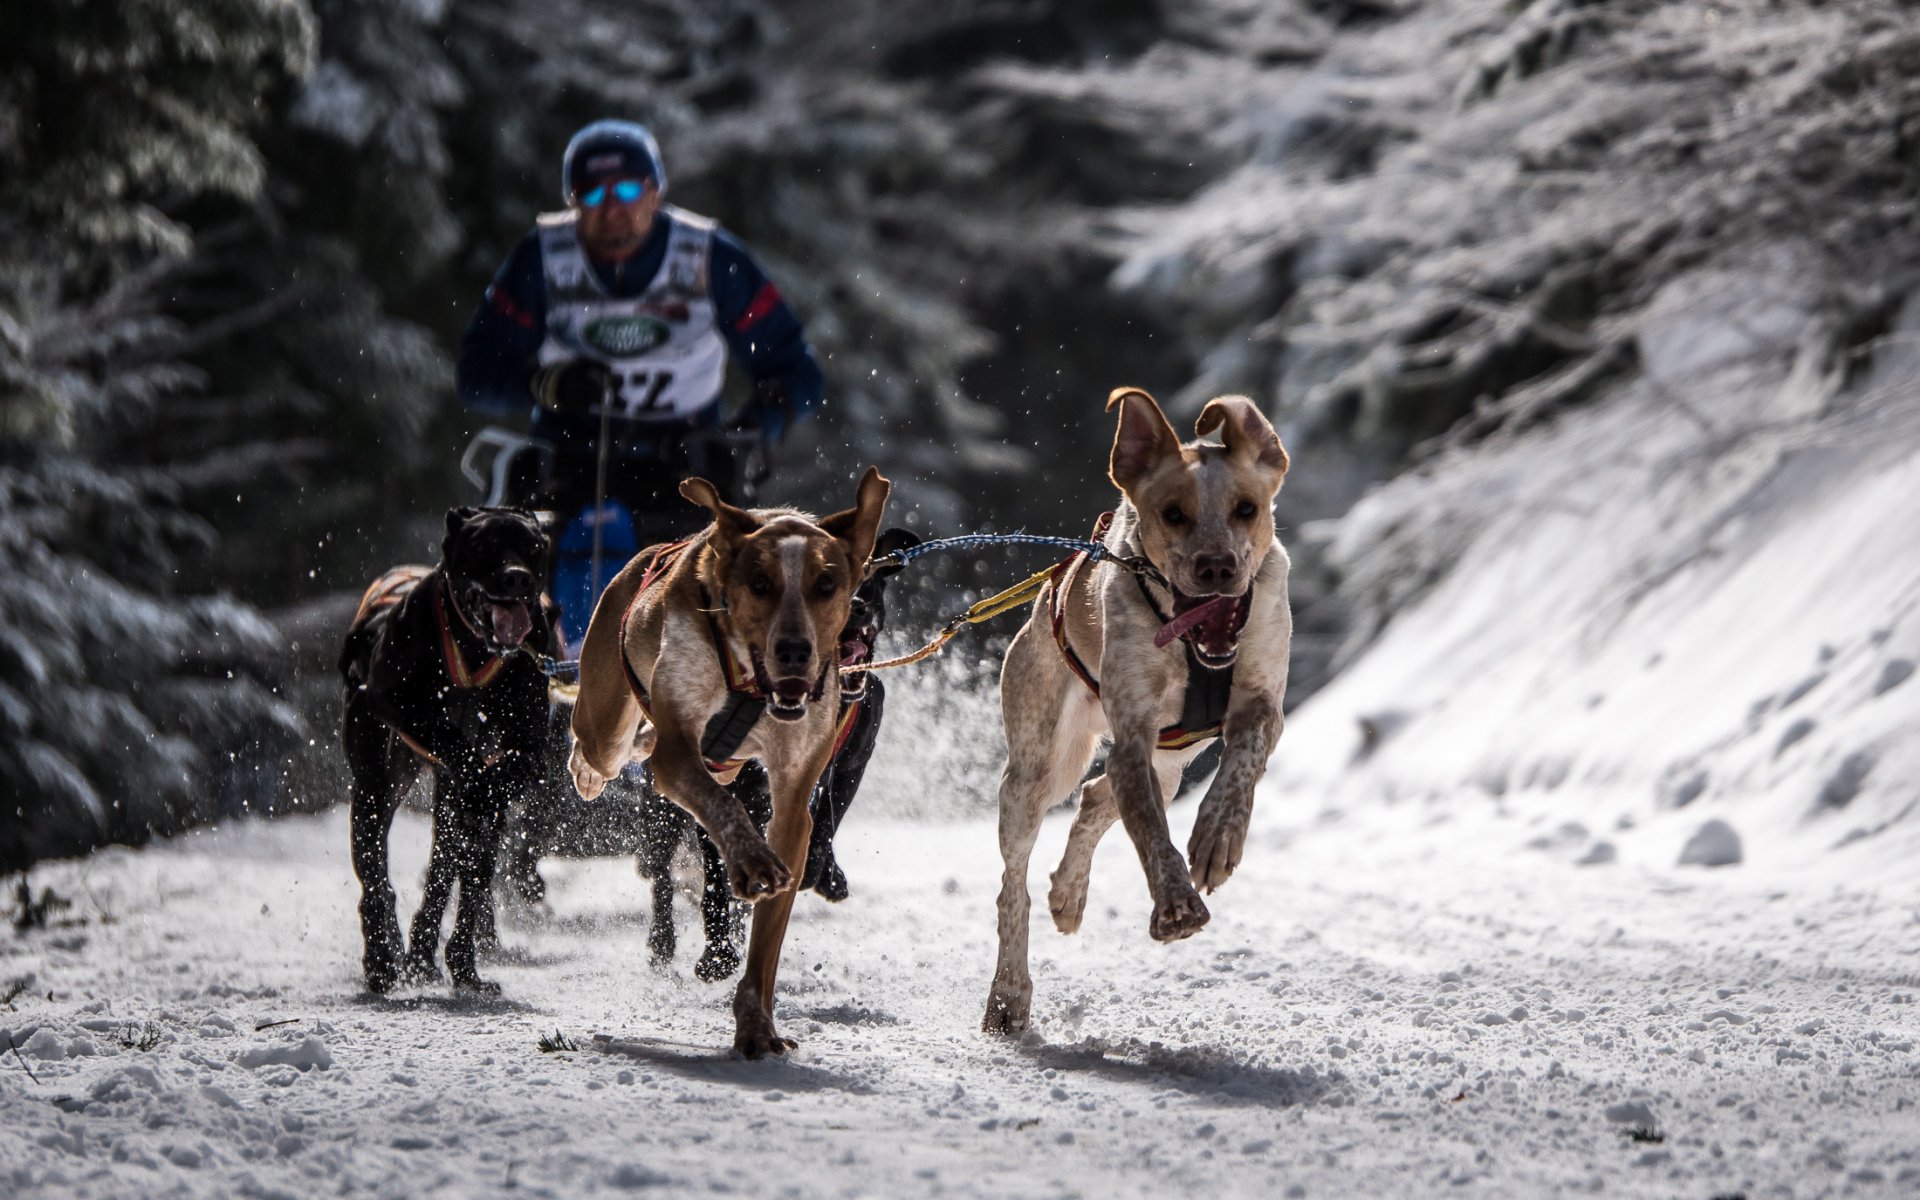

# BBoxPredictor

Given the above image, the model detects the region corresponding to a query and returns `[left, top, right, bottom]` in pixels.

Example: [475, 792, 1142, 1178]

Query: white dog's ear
[1197, 395, 1289, 474]
[819, 466, 892, 569]
[681, 477, 760, 551]
[1106, 387, 1181, 493]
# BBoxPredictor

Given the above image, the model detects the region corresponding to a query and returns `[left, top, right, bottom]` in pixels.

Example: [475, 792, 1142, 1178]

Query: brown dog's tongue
[488, 601, 533, 649]
[1155, 594, 1237, 649]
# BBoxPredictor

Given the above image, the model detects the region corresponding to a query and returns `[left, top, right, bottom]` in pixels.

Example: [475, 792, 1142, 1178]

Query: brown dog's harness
[619, 540, 827, 783]
[1048, 513, 1238, 751]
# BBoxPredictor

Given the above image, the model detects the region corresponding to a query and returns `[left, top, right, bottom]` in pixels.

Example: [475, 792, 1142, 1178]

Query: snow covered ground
[4, 778, 1917, 1198]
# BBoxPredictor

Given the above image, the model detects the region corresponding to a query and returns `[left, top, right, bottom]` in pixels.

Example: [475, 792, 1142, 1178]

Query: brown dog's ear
[1196, 394, 1289, 475]
[818, 466, 892, 569]
[680, 477, 761, 551]
[1106, 387, 1182, 493]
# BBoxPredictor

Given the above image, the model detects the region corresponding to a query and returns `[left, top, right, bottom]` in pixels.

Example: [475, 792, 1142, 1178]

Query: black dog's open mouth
[1159, 590, 1252, 667]
[838, 626, 877, 699]
[461, 584, 535, 653]
[486, 599, 534, 651]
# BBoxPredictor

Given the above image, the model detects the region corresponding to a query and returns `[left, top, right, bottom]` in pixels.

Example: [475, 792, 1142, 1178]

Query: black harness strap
[1137, 572, 1236, 745]
[1179, 646, 1235, 735]
[700, 692, 767, 764]
[1049, 547, 1237, 751]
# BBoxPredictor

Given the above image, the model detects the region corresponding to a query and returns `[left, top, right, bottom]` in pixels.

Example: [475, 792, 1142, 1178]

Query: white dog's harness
[1047, 514, 1236, 751]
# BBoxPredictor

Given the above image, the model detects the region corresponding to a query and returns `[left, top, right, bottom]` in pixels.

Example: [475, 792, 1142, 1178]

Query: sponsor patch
[584, 315, 670, 356]
[586, 152, 626, 174]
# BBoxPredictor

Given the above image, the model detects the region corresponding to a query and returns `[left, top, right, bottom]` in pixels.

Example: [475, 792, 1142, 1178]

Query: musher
[457, 118, 824, 528]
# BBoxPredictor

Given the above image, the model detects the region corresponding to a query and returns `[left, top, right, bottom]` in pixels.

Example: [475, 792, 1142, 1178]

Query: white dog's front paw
[1187, 798, 1250, 893]
[568, 743, 610, 801]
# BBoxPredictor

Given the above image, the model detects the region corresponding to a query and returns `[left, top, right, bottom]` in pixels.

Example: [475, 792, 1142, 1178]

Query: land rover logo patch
[584, 316, 669, 356]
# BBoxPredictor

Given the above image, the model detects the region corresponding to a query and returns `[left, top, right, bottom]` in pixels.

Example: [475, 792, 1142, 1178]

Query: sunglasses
[580, 179, 648, 208]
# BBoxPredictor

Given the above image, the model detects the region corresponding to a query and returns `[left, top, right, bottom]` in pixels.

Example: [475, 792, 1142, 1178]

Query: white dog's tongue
[488, 601, 533, 649]
[1156, 594, 1238, 649]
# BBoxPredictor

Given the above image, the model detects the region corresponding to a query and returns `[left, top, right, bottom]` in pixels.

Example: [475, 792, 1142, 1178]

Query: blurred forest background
[5, 0, 1917, 870]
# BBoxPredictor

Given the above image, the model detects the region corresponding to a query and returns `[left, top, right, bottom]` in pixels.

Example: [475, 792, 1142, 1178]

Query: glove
[531, 360, 615, 414]
[740, 380, 793, 444]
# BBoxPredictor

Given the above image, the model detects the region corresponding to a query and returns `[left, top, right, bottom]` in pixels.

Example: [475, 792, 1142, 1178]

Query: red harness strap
[353, 566, 431, 626]
[433, 578, 506, 689]
[1048, 512, 1223, 751]
[829, 696, 864, 760]
[618, 541, 689, 718]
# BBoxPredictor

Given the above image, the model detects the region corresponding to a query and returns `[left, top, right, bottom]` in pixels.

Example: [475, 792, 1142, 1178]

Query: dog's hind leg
[985, 626, 1101, 1037]
[805, 683, 881, 900]
[567, 558, 649, 800]
[347, 713, 411, 993]
[1048, 774, 1117, 936]
[636, 776, 682, 967]
[693, 831, 743, 982]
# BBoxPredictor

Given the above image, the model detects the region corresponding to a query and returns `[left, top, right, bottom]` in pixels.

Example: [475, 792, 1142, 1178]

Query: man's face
[574, 176, 660, 262]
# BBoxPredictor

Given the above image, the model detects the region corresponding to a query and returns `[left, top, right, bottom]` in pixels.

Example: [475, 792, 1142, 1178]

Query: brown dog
[983, 388, 1292, 1035]
[568, 467, 891, 1057]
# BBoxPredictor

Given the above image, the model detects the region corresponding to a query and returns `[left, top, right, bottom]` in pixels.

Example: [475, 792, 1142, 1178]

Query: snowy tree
[0, 0, 315, 869]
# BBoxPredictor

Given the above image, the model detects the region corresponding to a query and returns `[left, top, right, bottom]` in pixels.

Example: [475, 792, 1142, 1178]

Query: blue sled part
[552, 500, 640, 656]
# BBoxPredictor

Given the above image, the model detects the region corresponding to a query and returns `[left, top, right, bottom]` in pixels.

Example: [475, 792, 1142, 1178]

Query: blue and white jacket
[457, 207, 824, 455]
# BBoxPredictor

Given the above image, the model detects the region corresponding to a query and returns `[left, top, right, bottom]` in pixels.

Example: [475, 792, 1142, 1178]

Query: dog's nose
[1192, 553, 1238, 592]
[773, 638, 813, 674]
[497, 565, 537, 596]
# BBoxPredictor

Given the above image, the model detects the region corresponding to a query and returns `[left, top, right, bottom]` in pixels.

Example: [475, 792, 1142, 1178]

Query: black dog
[340, 507, 553, 994]
[502, 528, 918, 981]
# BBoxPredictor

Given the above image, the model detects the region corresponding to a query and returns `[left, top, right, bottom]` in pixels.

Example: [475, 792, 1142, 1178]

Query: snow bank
[1272, 265, 1920, 881]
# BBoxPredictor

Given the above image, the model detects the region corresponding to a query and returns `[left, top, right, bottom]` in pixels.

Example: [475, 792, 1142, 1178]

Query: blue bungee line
[874, 530, 1111, 568]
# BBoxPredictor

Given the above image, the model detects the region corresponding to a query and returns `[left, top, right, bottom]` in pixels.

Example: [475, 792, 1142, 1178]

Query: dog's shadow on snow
[591, 1034, 876, 1095]
[1015, 1037, 1341, 1108]
[347, 990, 542, 1017]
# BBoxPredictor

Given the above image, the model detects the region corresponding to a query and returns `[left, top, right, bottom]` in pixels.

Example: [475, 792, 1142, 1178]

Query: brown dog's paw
[1149, 886, 1211, 942]
[1186, 802, 1249, 893]
[1046, 869, 1090, 935]
[734, 1014, 796, 1060]
[981, 988, 1031, 1037]
[568, 744, 610, 801]
[725, 840, 794, 901]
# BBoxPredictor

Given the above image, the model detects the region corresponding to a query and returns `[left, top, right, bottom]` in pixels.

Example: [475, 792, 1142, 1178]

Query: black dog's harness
[617, 542, 860, 781]
[351, 567, 514, 765]
[1048, 513, 1241, 751]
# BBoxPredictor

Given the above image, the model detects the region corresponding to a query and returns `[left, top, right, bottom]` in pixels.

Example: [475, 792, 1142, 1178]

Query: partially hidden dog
[569, 468, 891, 1057]
[340, 506, 554, 994]
[983, 388, 1292, 1035]
[501, 526, 919, 984]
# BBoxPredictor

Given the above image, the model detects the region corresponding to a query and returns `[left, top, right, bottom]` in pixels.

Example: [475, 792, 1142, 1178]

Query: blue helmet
[561, 120, 667, 203]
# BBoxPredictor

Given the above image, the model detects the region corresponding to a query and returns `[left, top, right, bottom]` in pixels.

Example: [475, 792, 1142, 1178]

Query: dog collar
[698, 586, 767, 702]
